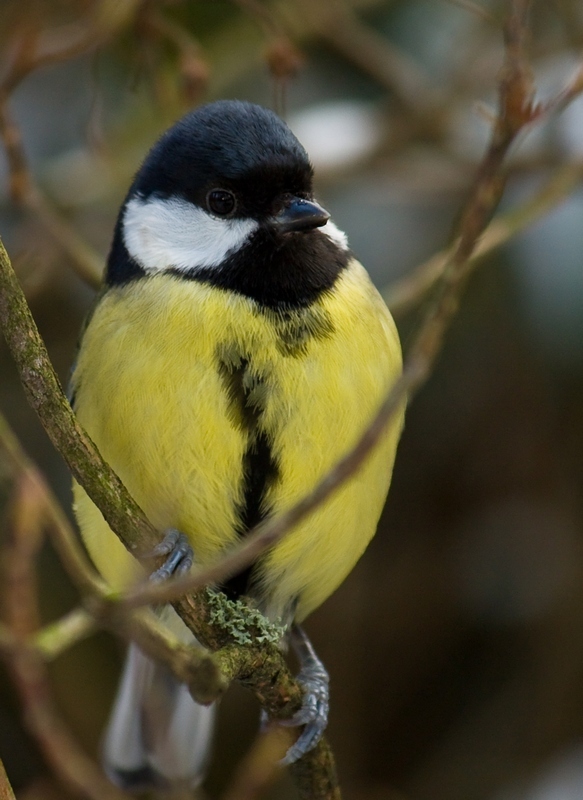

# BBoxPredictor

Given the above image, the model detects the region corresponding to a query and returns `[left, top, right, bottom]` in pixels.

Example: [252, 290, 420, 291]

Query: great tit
[70, 99, 404, 790]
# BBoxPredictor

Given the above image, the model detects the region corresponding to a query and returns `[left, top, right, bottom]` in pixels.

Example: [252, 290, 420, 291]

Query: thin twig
[221, 727, 295, 800]
[230, 0, 286, 38]
[0, 412, 117, 598]
[0, 412, 225, 703]
[0, 89, 104, 287]
[0, 246, 160, 556]
[0, 760, 16, 800]
[310, 0, 437, 115]
[385, 3, 583, 317]
[33, 608, 97, 660]
[0, 1, 147, 289]
[138, 8, 210, 104]
[5, 644, 133, 800]
[229, 0, 303, 116]
[384, 160, 583, 315]
[1, 470, 131, 800]
[0, 0, 144, 94]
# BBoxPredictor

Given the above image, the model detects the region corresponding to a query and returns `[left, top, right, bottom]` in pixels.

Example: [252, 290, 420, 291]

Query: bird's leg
[147, 528, 194, 582]
[279, 623, 330, 765]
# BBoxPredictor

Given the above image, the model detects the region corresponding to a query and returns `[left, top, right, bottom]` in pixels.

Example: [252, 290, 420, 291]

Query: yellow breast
[72, 259, 404, 621]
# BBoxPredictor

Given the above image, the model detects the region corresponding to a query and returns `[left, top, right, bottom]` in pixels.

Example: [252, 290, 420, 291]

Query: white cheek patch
[320, 220, 348, 250]
[123, 195, 259, 273]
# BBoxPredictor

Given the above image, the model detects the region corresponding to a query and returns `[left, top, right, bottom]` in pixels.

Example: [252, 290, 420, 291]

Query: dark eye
[207, 189, 236, 216]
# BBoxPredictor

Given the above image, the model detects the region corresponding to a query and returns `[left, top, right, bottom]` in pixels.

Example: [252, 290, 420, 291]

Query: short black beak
[270, 197, 330, 233]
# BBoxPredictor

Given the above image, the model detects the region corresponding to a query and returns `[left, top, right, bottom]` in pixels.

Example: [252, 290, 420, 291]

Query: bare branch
[0, 1, 149, 289]
[0, 412, 225, 704]
[32, 609, 97, 660]
[290, 739, 341, 800]
[384, 160, 583, 315]
[0, 83, 103, 287]
[1, 469, 131, 800]
[0, 241, 160, 557]
[220, 723, 341, 800]
[309, 0, 437, 115]
[0, 759, 16, 800]
[0, 0, 144, 94]
[138, 8, 210, 105]
[221, 727, 295, 800]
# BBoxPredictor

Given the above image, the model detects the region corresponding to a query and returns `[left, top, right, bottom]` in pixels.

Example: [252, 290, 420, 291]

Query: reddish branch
[1, 469, 131, 800]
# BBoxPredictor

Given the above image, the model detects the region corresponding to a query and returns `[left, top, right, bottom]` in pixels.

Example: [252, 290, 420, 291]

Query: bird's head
[106, 100, 349, 307]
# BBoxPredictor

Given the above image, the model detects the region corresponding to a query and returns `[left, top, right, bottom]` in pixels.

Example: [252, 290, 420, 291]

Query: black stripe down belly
[217, 349, 278, 599]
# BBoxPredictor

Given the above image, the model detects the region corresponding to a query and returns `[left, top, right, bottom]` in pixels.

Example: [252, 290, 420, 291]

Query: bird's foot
[148, 528, 194, 582]
[279, 659, 329, 765]
[262, 625, 330, 765]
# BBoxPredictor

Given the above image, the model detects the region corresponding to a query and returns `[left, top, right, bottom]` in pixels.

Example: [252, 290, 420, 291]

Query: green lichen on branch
[167, 589, 306, 718]
[206, 588, 286, 645]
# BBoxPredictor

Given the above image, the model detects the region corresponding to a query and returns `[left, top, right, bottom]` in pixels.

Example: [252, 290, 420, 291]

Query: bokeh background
[1, 1, 583, 798]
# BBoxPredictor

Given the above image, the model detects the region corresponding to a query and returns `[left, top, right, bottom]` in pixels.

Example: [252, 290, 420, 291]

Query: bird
[70, 99, 404, 791]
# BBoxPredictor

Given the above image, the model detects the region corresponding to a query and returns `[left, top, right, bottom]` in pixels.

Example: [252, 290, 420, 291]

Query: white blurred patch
[494, 744, 583, 800]
[123, 195, 258, 272]
[446, 103, 493, 162]
[532, 53, 583, 160]
[558, 93, 583, 158]
[288, 102, 383, 172]
[510, 188, 583, 365]
[447, 53, 583, 163]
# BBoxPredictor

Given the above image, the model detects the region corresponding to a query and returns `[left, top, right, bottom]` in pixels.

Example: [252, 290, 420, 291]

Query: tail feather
[104, 643, 216, 790]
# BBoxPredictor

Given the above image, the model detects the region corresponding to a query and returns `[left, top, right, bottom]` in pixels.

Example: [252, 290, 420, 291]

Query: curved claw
[278, 661, 329, 765]
[260, 625, 330, 765]
[149, 529, 194, 583]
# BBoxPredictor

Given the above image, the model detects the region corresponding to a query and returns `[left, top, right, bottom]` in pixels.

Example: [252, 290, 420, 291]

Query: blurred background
[1, 1, 583, 798]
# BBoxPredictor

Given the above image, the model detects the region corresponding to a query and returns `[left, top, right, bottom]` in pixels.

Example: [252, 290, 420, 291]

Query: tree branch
[1, 468, 131, 800]
[0, 412, 226, 704]
[0, 1, 149, 289]
[383, 160, 583, 315]
[0, 239, 160, 558]
[0, 760, 16, 800]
